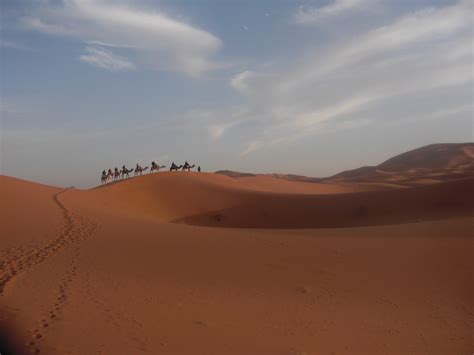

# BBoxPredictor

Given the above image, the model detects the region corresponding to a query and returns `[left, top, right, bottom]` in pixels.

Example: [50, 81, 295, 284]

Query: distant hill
[328, 143, 474, 184]
[377, 143, 474, 172]
[216, 143, 474, 186]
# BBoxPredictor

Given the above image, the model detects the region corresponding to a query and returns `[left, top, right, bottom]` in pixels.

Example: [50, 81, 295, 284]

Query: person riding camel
[170, 162, 182, 171]
[122, 165, 132, 178]
[101, 170, 108, 184]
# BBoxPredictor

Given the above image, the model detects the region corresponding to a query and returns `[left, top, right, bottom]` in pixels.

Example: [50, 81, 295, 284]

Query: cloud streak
[225, 0, 473, 155]
[79, 46, 135, 71]
[21, 0, 222, 77]
[294, 0, 375, 24]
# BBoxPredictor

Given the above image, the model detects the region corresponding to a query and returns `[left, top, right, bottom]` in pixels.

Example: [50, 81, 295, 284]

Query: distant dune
[1, 143, 473, 354]
[328, 143, 474, 184]
[377, 143, 474, 171]
[217, 143, 474, 186]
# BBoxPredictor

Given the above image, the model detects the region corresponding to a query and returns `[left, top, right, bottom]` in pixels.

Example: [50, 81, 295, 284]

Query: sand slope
[60, 172, 473, 228]
[1, 151, 473, 354]
[0, 176, 64, 279]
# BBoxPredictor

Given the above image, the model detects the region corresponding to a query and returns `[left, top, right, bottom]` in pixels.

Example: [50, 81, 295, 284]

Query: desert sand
[1, 143, 473, 354]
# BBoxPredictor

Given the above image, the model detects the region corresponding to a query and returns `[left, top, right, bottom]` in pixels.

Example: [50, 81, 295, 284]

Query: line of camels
[101, 161, 200, 184]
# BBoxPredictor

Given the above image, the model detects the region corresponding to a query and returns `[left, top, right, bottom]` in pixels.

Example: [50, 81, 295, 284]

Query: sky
[1, 0, 472, 188]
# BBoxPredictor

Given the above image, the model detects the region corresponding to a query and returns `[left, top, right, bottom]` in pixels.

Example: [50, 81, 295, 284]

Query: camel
[169, 162, 182, 171]
[101, 170, 113, 184]
[182, 161, 195, 171]
[113, 168, 121, 181]
[121, 166, 133, 179]
[101, 170, 108, 184]
[107, 169, 113, 182]
[134, 164, 149, 176]
[150, 161, 166, 173]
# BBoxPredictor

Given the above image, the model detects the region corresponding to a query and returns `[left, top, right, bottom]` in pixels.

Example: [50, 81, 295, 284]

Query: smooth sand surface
[1, 172, 473, 354]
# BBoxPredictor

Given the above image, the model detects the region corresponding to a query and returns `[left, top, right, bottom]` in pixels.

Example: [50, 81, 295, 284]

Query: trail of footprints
[0, 190, 91, 295]
[0, 190, 98, 354]
[27, 243, 84, 354]
[81, 268, 149, 353]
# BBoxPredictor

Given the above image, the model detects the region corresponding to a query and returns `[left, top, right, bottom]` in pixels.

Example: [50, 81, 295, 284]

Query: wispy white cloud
[79, 46, 135, 71]
[21, 0, 222, 77]
[294, 0, 375, 24]
[223, 0, 473, 155]
[240, 140, 264, 157]
[283, 0, 472, 93]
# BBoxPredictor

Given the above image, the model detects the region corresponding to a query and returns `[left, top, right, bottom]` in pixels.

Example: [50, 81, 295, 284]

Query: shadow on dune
[173, 178, 474, 228]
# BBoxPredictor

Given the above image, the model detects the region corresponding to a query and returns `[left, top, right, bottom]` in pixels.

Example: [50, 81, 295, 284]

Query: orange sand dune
[327, 143, 474, 185]
[0, 176, 63, 252]
[63, 172, 388, 222]
[1, 170, 473, 354]
[217, 143, 474, 187]
[62, 172, 472, 228]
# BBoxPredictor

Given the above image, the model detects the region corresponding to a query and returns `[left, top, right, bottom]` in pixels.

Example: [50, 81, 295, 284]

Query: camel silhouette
[150, 162, 166, 173]
[121, 166, 133, 179]
[169, 162, 182, 171]
[113, 168, 121, 181]
[101, 170, 113, 184]
[134, 165, 149, 176]
[182, 162, 195, 171]
[100, 171, 107, 184]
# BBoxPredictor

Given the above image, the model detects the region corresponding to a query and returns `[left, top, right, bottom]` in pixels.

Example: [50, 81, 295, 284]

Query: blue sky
[1, 0, 472, 187]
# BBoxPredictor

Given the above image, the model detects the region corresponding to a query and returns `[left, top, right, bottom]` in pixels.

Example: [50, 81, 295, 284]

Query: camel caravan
[100, 161, 200, 184]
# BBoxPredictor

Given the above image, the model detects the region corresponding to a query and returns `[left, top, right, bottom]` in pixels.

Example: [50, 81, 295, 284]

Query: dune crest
[59, 172, 472, 228]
